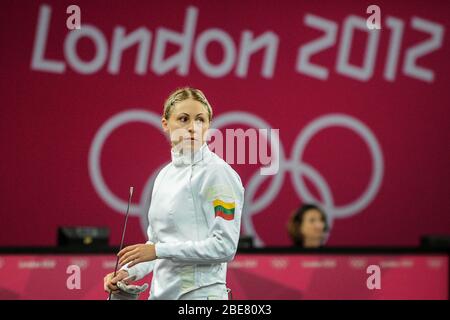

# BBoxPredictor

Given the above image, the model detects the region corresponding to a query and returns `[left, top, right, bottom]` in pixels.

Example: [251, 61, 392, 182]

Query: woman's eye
[196, 118, 205, 123]
[179, 117, 188, 122]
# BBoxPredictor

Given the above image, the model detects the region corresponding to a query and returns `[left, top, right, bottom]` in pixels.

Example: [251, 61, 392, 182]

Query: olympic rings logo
[88, 109, 384, 246]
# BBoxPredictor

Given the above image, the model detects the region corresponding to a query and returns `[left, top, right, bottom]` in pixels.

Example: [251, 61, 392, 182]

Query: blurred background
[0, 0, 449, 299]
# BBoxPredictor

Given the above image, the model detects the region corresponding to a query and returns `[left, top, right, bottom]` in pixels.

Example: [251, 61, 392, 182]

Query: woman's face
[162, 98, 210, 152]
[299, 209, 326, 242]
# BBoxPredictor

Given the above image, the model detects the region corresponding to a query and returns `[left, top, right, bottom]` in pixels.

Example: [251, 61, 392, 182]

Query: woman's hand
[118, 243, 157, 268]
[103, 270, 129, 294]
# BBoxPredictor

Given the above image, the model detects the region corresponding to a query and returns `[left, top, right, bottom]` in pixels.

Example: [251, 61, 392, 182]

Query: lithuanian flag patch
[213, 199, 235, 221]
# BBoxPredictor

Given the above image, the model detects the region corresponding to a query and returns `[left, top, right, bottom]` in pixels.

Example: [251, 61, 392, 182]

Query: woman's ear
[161, 117, 169, 133]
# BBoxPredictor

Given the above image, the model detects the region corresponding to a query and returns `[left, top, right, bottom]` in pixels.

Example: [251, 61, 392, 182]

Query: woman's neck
[172, 142, 205, 155]
[303, 238, 322, 248]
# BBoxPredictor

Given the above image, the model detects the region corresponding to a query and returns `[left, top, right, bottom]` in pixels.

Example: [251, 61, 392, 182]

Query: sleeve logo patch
[213, 199, 235, 221]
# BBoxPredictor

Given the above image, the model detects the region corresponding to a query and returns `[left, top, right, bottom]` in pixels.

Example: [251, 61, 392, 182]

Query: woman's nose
[315, 222, 325, 230]
[188, 120, 200, 133]
[188, 122, 195, 133]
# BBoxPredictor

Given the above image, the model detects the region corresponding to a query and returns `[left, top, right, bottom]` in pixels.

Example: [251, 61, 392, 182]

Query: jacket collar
[171, 143, 212, 167]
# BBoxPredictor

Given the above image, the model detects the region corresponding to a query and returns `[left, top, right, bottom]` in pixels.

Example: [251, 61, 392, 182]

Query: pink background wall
[0, 254, 447, 300]
[1, 0, 449, 247]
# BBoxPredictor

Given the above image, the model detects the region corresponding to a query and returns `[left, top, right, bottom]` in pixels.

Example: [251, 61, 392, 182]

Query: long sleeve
[119, 169, 167, 281]
[120, 243, 155, 281]
[155, 163, 244, 264]
[120, 233, 156, 281]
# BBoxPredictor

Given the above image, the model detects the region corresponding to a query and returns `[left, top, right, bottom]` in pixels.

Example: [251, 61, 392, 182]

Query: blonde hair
[163, 87, 213, 121]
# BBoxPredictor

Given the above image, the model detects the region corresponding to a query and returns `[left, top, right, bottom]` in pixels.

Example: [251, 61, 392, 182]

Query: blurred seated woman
[287, 204, 329, 248]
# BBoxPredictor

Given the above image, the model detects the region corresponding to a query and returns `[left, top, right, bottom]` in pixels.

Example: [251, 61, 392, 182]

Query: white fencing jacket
[122, 143, 244, 299]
